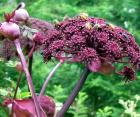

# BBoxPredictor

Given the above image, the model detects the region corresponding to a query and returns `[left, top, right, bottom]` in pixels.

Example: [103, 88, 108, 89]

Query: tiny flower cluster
[40, 15, 140, 81]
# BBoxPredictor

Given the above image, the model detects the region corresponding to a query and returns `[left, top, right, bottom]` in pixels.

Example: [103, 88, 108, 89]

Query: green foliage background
[0, 0, 140, 116]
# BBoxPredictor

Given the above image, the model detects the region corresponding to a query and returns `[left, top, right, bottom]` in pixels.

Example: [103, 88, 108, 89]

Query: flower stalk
[39, 61, 62, 98]
[56, 67, 90, 117]
[13, 71, 23, 99]
[28, 54, 33, 76]
[14, 39, 41, 117]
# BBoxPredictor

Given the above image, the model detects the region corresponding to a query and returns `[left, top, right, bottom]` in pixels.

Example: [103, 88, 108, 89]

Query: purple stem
[55, 67, 90, 117]
[14, 39, 41, 117]
[39, 61, 62, 98]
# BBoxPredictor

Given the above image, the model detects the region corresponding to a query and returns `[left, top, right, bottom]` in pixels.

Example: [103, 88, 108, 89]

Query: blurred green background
[0, 0, 140, 117]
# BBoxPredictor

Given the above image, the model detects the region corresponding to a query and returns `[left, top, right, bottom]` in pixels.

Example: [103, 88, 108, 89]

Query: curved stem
[55, 67, 90, 117]
[11, 72, 23, 117]
[13, 71, 23, 99]
[14, 39, 41, 117]
[28, 42, 35, 58]
[39, 61, 62, 98]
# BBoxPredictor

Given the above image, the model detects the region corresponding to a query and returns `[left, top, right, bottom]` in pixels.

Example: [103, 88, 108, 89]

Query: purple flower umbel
[40, 15, 140, 81]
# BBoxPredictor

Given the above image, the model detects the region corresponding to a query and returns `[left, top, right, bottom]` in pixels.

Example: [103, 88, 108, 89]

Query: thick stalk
[39, 61, 62, 98]
[14, 39, 41, 117]
[55, 67, 90, 117]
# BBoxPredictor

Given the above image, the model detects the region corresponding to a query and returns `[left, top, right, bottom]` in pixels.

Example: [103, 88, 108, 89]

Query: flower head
[41, 15, 140, 81]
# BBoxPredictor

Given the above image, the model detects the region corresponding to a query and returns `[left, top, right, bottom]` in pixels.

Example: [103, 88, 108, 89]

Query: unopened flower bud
[88, 59, 101, 72]
[14, 8, 29, 22]
[0, 22, 20, 40]
[33, 32, 45, 45]
[16, 62, 23, 72]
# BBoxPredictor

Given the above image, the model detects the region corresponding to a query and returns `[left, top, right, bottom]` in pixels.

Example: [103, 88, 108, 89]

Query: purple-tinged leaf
[3, 96, 56, 117]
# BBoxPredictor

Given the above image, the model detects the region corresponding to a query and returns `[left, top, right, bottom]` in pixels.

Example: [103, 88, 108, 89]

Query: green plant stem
[28, 42, 35, 58]
[56, 67, 90, 117]
[28, 55, 33, 76]
[39, 61, 62, 98]
[14, 39, 41, 117]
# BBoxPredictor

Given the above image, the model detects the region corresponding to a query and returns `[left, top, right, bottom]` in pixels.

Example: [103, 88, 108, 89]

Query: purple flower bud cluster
[29, 18, 54, 31]
[0, 39, 16, 60]
[0, 18, 54, 60]
[40, 16, 140, 81]
[0, 36, 33, 60]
